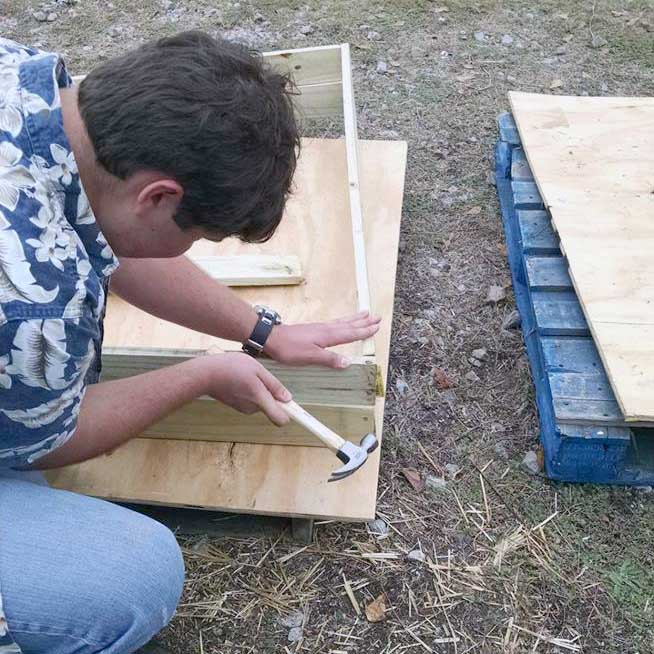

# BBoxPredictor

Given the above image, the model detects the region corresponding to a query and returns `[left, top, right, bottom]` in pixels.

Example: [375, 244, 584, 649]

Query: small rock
[402, 468, 425, 492]
[279, 611, 304, 629]
[501, 34, 513, 46]
[432, 367, 455, 390]
[444, 463, 460, 479]
[367, 518, 389, 536]
[33, 11, 47, 21]
[395, 378, 409, 396]
[523, 450, 540, 474]
[365, 593, 387, 623]
[506, 75, 517, 84]
[495, 441, 509, 460]
[299, 24, 314, 35]
[591, 34, 608, 49]
[550, 78, 564, 90]
[46, 12, 57, 21]
[465, 370, 480, 383]
[473, 31, 486, 42]
[486, 285, 506, 305]
[502, 309, 521, 330]
[407, 549, 426, 562]
[601, 82, 608, 93]
[555, 45, 567, 55]
[376, 60, 388, 74]
[471, 348, 488, 362]
[380, 128, 400, 139]
[426, 475, 448, 492]
[288, 627, 303, 643]
[486, 170, 497, 186]
[366, 30, 381, 41]
[469, 357, 482, 368]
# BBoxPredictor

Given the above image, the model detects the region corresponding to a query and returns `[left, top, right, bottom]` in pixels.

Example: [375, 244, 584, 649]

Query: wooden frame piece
[262, 44, 374, 356]
[189, 255, 303, 287]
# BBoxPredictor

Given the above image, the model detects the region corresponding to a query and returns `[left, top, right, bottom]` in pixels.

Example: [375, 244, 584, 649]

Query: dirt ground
[4, 0, 654, 652]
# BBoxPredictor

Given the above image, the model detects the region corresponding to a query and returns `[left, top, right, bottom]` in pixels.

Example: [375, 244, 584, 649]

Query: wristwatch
[242, 306, 282, 357]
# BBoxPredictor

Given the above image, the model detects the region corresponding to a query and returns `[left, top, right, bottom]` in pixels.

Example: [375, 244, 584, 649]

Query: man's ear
[135, 179, 183, 219]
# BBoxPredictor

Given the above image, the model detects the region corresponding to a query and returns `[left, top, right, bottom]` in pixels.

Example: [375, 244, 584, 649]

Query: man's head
[77, 31, 300, 257]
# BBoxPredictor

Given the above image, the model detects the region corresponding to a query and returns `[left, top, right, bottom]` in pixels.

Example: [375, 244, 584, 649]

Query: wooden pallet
[46, 45, 408, 520]
[495, 113, 654, 484]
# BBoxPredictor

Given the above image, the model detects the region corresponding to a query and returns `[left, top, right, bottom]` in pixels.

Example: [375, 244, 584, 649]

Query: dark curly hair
[78, 30, 300, 243]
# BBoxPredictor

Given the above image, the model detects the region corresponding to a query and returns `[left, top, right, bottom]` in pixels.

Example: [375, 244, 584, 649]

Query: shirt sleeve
[0, 316, 97, 468]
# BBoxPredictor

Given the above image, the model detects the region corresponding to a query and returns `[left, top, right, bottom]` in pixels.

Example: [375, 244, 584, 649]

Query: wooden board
[140, 400, 372, 447]
[46, 139, 408, 520]
[102, 138, 364, 359]
[510, 92, 654, 422]
[189, 255, 303, 286]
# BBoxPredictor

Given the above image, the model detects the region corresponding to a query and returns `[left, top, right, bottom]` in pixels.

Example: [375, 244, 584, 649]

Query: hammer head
[328, 433, 379, 482]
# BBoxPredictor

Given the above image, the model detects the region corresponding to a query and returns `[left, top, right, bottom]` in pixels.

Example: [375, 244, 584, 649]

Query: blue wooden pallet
[495, 113, 654, 484]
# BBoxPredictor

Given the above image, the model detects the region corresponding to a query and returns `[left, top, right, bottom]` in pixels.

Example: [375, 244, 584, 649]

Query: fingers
[255, 369, 292, 426]
[255, 382, 291, 427]
[295, 347, 352, 369]
[319, 321, 381, 348]
[330, 311, 382, 325]
[258, 367, 292, 403]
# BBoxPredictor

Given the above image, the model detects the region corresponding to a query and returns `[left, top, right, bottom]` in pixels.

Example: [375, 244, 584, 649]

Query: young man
[0, 32, 380, 653]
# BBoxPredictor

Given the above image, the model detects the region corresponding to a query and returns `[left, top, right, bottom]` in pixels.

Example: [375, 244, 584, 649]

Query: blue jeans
[0, 470, 185, 653]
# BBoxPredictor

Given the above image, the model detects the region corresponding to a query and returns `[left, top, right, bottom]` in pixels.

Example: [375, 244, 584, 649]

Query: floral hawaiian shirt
[0, 37, 119, 651]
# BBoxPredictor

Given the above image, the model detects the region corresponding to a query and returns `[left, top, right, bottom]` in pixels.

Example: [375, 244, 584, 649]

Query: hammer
[280, 401, 379, 482]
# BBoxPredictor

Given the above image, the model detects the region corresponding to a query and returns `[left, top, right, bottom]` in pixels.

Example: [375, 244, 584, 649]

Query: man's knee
[105, 515, 185, 651]
[1, 483, 185, 654]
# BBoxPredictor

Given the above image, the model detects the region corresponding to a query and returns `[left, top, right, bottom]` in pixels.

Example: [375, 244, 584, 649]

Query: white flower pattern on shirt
[0, 37, 120, 653]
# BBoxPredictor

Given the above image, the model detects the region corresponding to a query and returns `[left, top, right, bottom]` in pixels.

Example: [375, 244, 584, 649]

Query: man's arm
[110, 256, 381, 368]
[35, 352, 291, 469]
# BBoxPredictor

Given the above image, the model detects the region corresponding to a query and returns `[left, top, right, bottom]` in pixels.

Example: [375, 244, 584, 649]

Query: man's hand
[263, 311, 381, 368]
[202, 352, 292, 426]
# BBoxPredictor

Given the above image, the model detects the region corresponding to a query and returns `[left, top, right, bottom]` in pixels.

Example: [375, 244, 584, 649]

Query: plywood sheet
[46, 139, 408, 520]
[510, 92, 654, 421]
[103, 137, 362, 359]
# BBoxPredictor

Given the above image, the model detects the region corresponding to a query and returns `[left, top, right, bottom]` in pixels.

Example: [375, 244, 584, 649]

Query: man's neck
[60, 86, 112, 225]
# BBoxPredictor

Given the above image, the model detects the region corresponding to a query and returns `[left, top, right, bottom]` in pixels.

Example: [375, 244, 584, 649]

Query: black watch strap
[243, 308, 281, 357]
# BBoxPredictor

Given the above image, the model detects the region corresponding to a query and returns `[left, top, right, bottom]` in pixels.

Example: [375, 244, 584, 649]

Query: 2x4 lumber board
[190, 255, 303, 287]
[141, 400, 373, 447]
[101, 348, 378, 407]
[510, 92, 654, 422]
[264, 44, 343, 87]
[47, 139, 408, 521]
[341, 44, 374, 357]
[74, 46, 344, 121]
[264, 45, 343, 120]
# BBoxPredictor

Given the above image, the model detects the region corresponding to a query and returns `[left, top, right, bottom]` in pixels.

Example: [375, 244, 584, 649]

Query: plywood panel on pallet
[509, 92, 654, 422]
[46, 139, 407, 520]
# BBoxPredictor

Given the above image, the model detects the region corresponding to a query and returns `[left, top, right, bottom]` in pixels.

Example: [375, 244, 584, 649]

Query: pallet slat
[517, 210, 559, 254]
[525, 257, 572, 291]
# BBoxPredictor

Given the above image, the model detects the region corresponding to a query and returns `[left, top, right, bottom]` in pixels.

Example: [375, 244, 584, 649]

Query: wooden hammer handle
[279, 400, 346, 452]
